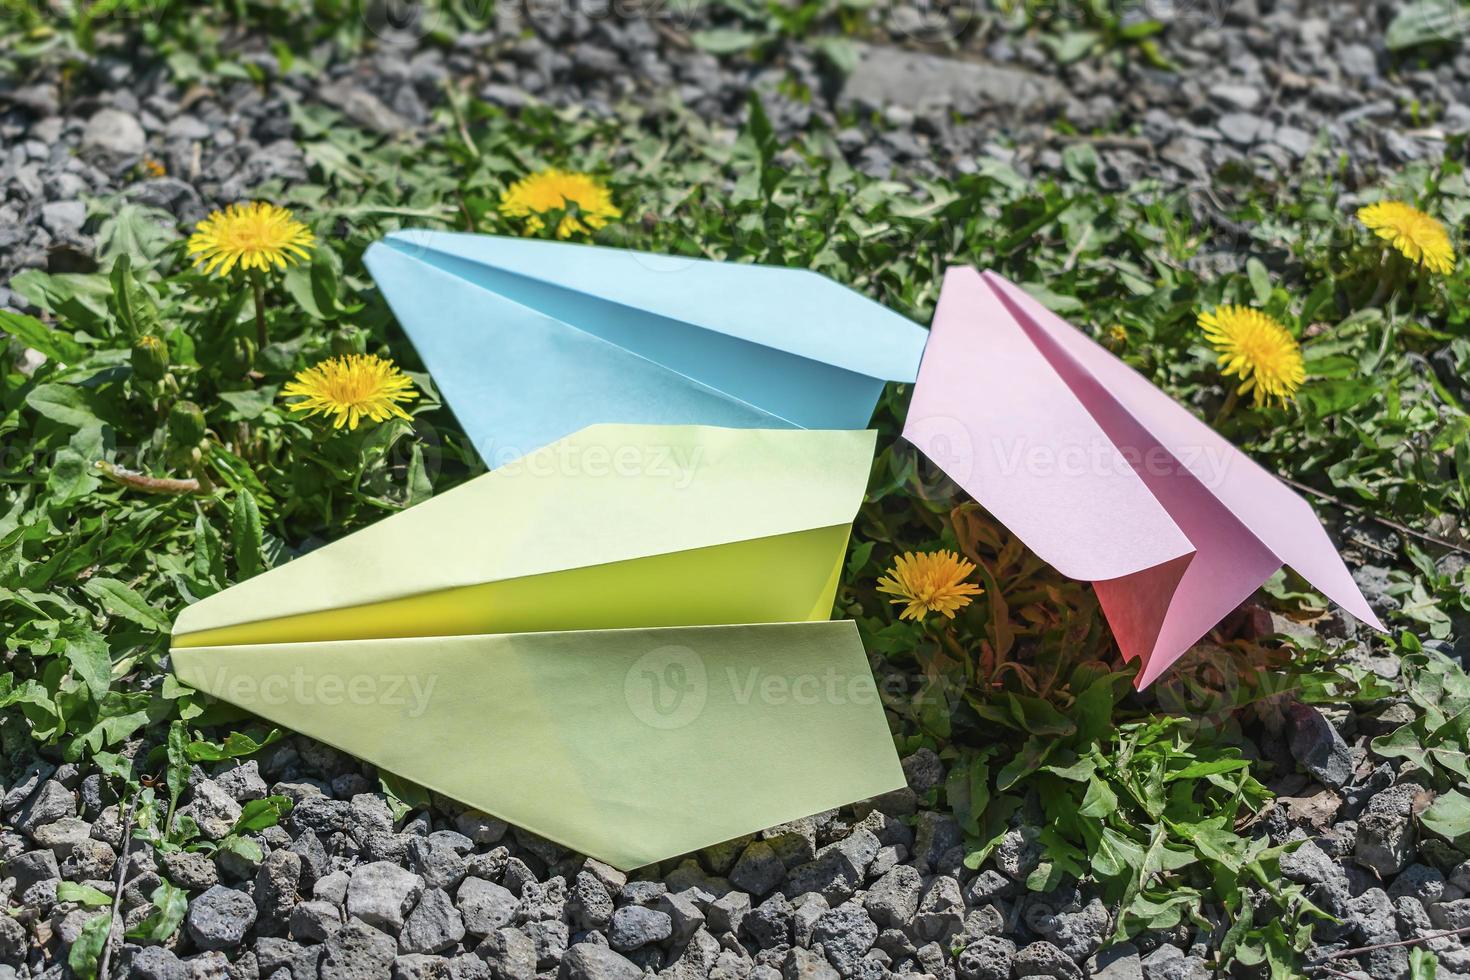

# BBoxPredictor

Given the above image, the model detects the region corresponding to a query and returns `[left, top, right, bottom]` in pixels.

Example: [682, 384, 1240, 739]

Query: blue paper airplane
[364, 230, 929, 464]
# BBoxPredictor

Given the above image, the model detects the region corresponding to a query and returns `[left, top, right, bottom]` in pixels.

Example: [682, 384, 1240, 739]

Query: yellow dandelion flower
[876, 550, 983, 622]
[498, 169, 622, 239]
[282, 354, 417, 431]
[1357, 201, 1455, 274]
[1199, 305, 1306, 409]
[187, 202, 316, 276]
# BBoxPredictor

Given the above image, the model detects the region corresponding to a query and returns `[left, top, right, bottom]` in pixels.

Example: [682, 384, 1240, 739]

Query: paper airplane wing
[365, 231, 929, 463]
[173, 622, 903, 870]
[904, 268, 1383, 687]
[174, 425, 876, 649]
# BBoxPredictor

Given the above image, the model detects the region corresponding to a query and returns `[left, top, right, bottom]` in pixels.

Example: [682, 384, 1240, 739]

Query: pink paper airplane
[903, 268, 1385, 688]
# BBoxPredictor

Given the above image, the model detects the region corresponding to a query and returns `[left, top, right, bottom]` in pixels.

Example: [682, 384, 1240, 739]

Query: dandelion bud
[131, 334, 169, 383]
[168, 400, 207, 447]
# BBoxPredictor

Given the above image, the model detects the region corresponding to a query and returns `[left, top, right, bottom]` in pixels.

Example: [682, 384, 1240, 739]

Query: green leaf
[56, 881, 113, 907]
[1246, 257, 1272, 306]
[230, 490, 264, 580]
[690, 29, 762, 54]
[48, 449, 102, 505]
[67, 912, 112, 980]
[82, 577, 172, 632]
[217, 834, 264, 863]
[0, 309, 85, 363]
[108, 253, 159, 341]
[1421, 789, 1470, 849]
[234, 795, 293, 834]
[61, 624, 112, 703]
[1043, 30, 1101, 63]
[126, 881, 188, 942]
[165, 721, 190, 835]
[1386, 0, 1470, 50]
[186, 728, 283, 762]
[380, 769, 432, 822]
[27, 384, 102, 430]
[96, 203, 177, 269]
[1409, 947, 1440, 980]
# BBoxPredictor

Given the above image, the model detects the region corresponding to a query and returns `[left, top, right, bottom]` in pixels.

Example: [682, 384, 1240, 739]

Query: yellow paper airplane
[172, 425, 904, 868]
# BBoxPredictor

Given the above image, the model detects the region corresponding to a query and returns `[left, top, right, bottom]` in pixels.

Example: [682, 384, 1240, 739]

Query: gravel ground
[3, 1, 1470, 978]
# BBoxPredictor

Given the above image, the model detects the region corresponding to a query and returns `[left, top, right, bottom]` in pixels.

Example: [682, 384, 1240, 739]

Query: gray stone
[477, 927, 538, 980]
[409, 837, 468, 892]
[3, 762, 55, 814]
[608, 904, 671, 952]
[17, 780, 76, 833]
[784, 830, 878, 904]
[454, 810, 508, 846]
[995, 826, 1042, 881]
[913, 874, 964, 942]
[31, 817, 89, 856]
[179, 780, 243, 841]
[162, 849, 219, 890]
[1338, 43, 1378, 81]
[81, 109, 146, 166]
[957, 936, 1016, 980]
[559, 942, 643, 980]
[742, 892, 793, 949]
[60, 839, 116, 881]
[321, 917, 399, 980]
[291, 899, 344, 942]
[1087, 944, 1143, 980]
[1430, 898, 1470, 931]
[656, 888, 706, 943]
[1288, 703, 1353, 789]
[729, 841, 785, 896]
[782, 946, 839, 980]
[581, 859, 627, 896]
[318, 82, 411, 136]
[811, 901, 878, 975]
[348, 861, 425, 931]
[182, 949, 230, 980]
[129, 945, 189, 980]
[1014, 940, 1082, 980]
[707, 889, 751, 936]
[0, 915, 26, 966]
[568, 870, 613, 930]
[1273, 126, 1314, 159]
[401, 888, 466, 955]
[841, 44, 1066, 117]
[457, 877, 517, 936]
[1355, 784, 1420, 876]
[902, 749, 944, 794]
[1217, 113, 1264, 145]
[1389, 864, 1446, 903]
[792, 893, 828, 948]
[1209, 84, 1262, 111]
[216, 761, 269, 802]
[39, 201, 85, 239]
[186, 885, 258, 951]
[393, 953, 455, 980]
[254, 848, 302, 935]
[1040, 897, 1111, 962]
[1140, 945, 1208, 980]
[316, 869, 352, 904]
[864, 864, 922, 928]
